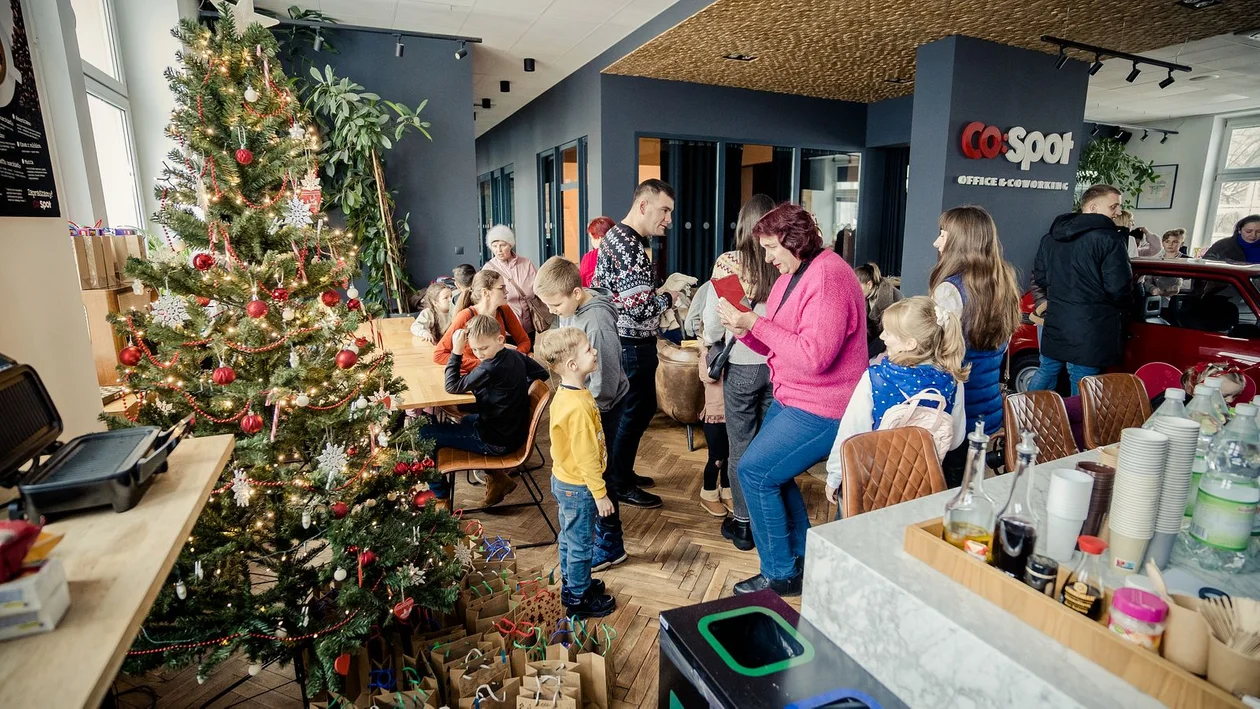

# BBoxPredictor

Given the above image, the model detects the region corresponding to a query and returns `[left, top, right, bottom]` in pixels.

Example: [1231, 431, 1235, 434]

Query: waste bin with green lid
[658, 589, 906, 708]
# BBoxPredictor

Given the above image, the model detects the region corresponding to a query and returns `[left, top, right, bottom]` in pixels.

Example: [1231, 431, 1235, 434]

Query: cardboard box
[111, 234, 147, 284]
[0, 581, 69, 642]
[0, 559, 65, 616]
[71, 234, 117, 288]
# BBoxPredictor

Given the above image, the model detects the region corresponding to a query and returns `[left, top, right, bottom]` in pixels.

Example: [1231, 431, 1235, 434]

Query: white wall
[1128, 115, 1215, 247]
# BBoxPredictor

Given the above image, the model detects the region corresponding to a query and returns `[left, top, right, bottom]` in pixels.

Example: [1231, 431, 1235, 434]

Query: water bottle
[1143, 388, 1189, 429]
[1185, 385, 1222, 518]
[1204, 377, 1232, 423]
[1183, 407, 1260, 572]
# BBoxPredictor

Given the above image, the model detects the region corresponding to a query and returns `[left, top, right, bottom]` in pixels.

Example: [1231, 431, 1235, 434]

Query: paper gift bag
[465, 592, 511, 634]
[374, 674, 439, 708]
[574, 652, 612, 709]
[413, 623, 466, 648]
[310, 695, 359, 709]
[452, 652, 511, 699]
[524, 656, 583, 709]
[458, 677, 521, 709]
[516, 673, 579, 709]
[435, 644, 493, 702]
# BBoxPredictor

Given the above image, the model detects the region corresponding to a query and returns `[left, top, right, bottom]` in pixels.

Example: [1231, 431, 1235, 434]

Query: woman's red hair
[587, 216, 616, 240]
[751, 203, 822, 260]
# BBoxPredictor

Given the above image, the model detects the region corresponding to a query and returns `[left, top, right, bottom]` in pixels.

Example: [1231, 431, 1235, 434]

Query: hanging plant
[300, 65, 431, 311]
[1075, 137, 1159, 209]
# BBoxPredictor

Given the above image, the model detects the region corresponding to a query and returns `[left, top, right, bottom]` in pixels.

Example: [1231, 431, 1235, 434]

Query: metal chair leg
[686, 424, 695, 451]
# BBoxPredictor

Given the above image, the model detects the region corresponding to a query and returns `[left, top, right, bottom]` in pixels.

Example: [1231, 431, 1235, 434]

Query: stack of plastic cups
[1147, 416, 1201, 568]
[1108, 428, 1169, 574]
[1044, 468, 1095, 562]
[1076, 461, 1116, 538]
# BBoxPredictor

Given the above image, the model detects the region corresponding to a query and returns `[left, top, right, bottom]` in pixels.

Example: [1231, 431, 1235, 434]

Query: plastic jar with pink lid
[1107, 587, 1169, 650]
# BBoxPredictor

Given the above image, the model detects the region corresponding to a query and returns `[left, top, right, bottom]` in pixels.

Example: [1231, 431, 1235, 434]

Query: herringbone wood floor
[114, 414, 834, 708]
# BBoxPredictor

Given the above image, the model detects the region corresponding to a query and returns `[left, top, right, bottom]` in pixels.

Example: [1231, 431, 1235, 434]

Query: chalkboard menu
[0, 0, 59, 217]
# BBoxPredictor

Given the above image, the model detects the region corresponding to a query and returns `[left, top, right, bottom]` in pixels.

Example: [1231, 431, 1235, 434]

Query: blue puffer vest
[947, 276, 1005, 435]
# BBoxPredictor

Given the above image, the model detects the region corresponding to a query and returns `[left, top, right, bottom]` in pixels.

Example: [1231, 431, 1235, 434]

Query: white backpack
[876, 388, 954, 460]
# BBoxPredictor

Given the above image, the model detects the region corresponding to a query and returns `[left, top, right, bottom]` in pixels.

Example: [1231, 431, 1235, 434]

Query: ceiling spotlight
[1176, 0, 1221, 8]
[1126, 63, 1141, 82]
[1160, 133, 1169, 144]
[1141, 130, 1149, 141]
[500, 80, 510, 93]
[480, 98, 491, 109]
[1054, 48, 1068, 70]
[313, 30, 324, 52]
[1089, 55, 1103, 75]
[523, 58, 536, 72]
[722, 53, 757, 62]
[394, 35, 404, 58]
[1159, 71, 1175, 89]
[454, 41, 468, 60]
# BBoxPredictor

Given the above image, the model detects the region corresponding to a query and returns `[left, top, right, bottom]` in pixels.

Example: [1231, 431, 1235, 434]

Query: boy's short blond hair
[534, 256, 582, 297]
[465, 314, 502, 340]
[535, 327, 587, 371]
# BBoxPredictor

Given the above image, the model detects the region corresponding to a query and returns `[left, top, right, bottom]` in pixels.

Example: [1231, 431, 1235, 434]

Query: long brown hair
[736, 194, 778, 304]
[928, 206, 1021, 351]
[455, 269, 502, 313]
[883, 296, 970, 382]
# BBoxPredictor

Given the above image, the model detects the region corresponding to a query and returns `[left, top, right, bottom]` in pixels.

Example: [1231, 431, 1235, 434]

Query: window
[477, 165, 515, 263]
[71, 0, 145, 228]
[1206, 118, 1260, 248]
[1138, 275, 1259, 338]
[538, 138, 587, 262]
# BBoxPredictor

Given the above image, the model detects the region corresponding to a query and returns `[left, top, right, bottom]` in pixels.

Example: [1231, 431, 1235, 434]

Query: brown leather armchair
[1080, 373, 1152, 449]
[840, 428, 947, 519]
[655, 339, 705, 450]
[1004, 391, 1078, 466]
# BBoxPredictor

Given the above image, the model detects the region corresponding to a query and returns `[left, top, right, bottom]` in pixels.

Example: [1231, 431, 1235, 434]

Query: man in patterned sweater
[592, 179, 682, 521]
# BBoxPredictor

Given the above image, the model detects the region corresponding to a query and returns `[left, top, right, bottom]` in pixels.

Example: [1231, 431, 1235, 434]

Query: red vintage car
[1008, 258, 1260, 394]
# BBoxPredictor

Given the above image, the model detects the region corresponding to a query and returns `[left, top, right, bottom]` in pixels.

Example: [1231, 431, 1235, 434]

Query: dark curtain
[877, 147, 910, 277]
[664, 139, 718, 281]
[722, 144, 743, 253]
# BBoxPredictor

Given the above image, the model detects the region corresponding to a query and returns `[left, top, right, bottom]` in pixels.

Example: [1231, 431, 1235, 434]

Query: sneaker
[481, 471, 517, 507]
[565, 591, 616, 619]
[720, 517, 755, 551]
[591, 547, 628, 573]
[632, 474, 656, 488]
[617, 487, 662, 508]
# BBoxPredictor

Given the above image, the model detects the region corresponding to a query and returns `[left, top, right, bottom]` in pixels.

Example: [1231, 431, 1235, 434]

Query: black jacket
[1203, 235, 1249, 263]
[1032, 213, 1133, 369]
[446, 348, 549, 449]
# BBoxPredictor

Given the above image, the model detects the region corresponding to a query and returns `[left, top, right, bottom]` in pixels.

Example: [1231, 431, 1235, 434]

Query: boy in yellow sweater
[536, 327, 617, 618]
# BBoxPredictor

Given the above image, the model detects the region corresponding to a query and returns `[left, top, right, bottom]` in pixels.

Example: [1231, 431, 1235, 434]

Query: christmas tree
[108, 5, 462, 694]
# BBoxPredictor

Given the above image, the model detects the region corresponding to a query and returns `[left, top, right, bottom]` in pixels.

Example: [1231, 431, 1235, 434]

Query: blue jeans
[611, 339, 658, 490]
[417, 415, 508, 456]
[741, 401, 840, 581]
[1027, 356, 1101, 396]
[553, 477, 598, 603]
[595, 397, 626, 558]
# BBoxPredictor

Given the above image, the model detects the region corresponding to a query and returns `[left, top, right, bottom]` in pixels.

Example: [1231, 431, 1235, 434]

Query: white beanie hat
[486, 224, 516, 249]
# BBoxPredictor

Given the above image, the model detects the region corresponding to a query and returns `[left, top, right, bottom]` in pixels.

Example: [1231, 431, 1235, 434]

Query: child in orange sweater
[434, 269, 531, 374]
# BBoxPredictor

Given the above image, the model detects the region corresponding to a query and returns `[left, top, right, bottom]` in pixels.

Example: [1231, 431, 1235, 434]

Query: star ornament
[228, 0, 279, 35]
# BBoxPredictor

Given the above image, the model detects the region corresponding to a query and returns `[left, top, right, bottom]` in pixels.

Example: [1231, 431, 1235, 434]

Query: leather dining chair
[1004, 390, 1078, 465]
[1079, 373, 1152, 450]
[840, 427, 947, 519]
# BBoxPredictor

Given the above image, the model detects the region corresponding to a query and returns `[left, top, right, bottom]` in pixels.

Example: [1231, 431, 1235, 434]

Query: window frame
[72, 0, 126, 87]
[1204, 116, 1260, 248]
[537, 138, 587, 262]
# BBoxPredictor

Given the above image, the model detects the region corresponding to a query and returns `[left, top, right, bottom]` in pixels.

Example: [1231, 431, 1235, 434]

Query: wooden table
[0, 434, 234, 709]
[363, 317, 475, 409]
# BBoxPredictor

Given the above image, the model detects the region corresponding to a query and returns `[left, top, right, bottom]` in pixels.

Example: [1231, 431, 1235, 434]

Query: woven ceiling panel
[603, 0, 1257, 103]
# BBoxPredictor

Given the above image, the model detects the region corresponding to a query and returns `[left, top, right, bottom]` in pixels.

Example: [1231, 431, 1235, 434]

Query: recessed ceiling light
[1177, 0, 1221, 8]
[1188, 74, 1220, 82]
[722, 53, 756, 62]
[883, 77, 913, 84]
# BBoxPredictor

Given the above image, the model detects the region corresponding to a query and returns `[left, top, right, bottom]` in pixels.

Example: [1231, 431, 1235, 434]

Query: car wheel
[1010, 352, 1041, 393]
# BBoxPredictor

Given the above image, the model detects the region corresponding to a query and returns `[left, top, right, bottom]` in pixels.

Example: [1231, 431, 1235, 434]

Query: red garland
[126, 611, 360, 656]
[308, 358, 385, 410]
[180, 326, 320, 353]
[156, 383, 250, 423]
[125, 317, 180, 369]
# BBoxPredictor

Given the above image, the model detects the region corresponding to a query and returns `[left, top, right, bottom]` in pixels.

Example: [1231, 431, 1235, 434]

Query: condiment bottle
[1060, 535, 1107, 620]
[943, 421, 996, 561]
[991, 431, 1040, 578]
[1024, 554, 1059, 597]
[1107, 588, 1169, 650]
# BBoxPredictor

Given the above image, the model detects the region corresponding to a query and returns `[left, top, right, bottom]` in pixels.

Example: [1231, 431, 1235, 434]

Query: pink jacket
[738, 249, 867, 420]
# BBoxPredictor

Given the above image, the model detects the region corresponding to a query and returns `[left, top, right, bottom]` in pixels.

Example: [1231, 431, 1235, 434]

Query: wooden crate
[904, 518, 1242, 709]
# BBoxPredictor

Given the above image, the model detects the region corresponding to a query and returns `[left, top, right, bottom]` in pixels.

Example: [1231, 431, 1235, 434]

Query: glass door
[478, 166, 516, 264]
[539, 138, 588, 262]
[799, 150, 861, 251]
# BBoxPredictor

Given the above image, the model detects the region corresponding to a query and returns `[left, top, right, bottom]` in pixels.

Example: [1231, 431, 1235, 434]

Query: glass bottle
[1143, 388, 1189, 429]
[1060, 535, 1107, 620]
[991, 431, 1041, 578]
[943, 421, 997, 561]
[1204, 377, 1232, 423]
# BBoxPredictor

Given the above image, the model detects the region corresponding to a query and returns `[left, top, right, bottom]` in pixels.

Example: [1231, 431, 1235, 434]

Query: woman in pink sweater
[718, 203, 867, 596]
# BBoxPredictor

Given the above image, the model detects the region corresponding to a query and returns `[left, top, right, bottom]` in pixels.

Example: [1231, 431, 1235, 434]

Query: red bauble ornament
[413, 489, 436, 508]
[393, 597, 415, 620]
[119, 346, 143, 367]
[346, 446, 359, 456]
[192, 252, 215, 271]
[354, 337, 368, 348]
[212, 366, 236, 385]
[393, 461, 409, 475]
[346, 298, 361, 311]
[408, 461, 423, 474]
[270, 287, 289, 302]
[240, 413, 264, 435]
[320, 290, 340, 307]
[330, 501, 349, 519]
[195, 296, 211, 307]
[333, 653, 350, 675]
[421, 456, 434, 469]
[235, 148, 254, 165]
[357, 550, 376, 566]
[335, 349, 358, 369]
[246, 300, 269, 318]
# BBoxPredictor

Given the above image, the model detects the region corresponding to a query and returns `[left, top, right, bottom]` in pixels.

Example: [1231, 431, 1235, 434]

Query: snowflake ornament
[232, 469, 253, 507]
[317, 442, 348, 489]
[453, 545, 473, 570]
[152, 399, 175, 415]
[267, 217, 282, 235]
[288, 123, 306, 141]
[281, 195, 312, 228]
[402, 563, 425, 586]
[151, 291, 191, 328]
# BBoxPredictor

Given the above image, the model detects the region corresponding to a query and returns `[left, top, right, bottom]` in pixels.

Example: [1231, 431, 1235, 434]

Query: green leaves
[1076, 137, 1159, 209]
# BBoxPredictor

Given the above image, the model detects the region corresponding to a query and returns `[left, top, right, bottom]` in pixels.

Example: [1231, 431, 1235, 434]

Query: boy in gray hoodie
[535, 256, 631, 572]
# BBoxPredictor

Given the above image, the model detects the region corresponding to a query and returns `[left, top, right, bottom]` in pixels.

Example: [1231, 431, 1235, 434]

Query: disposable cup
[1048, 469, 1094, 509]
[1108, 526, 1151, 573]
[1143, 531, 1177, 569]
[1207, 635, 1260, 697]
[1044, 513, 1086, 563]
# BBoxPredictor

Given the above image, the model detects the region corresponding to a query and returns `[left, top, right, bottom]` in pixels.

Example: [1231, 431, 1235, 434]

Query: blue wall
[289, 30, 478, 285]
[903, 36, 1088, 295]
[866, 95, 913, 148]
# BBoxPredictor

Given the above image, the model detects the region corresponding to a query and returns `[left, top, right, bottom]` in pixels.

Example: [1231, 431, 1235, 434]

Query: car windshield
[1134, 274, 1260, 339]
